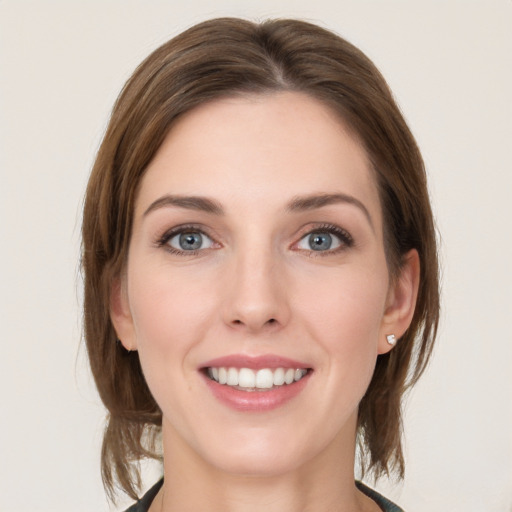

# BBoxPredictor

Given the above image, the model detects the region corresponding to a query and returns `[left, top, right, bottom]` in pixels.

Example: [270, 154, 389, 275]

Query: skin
[111, 92, 419, 512]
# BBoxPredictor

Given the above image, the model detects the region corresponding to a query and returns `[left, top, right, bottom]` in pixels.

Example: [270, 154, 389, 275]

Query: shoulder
[124, 479, 163, 512]
[356, 481, 405, 512]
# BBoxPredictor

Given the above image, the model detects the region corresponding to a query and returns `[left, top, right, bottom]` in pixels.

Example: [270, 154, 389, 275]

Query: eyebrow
[286, 193, 374, 230]
[143, 195, 224, 216]
[143, 192, 373, 229]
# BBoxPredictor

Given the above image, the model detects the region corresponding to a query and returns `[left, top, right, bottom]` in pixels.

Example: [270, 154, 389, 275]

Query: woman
[82, 17, 439, 512]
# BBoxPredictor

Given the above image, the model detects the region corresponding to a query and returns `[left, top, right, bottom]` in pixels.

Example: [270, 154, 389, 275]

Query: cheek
[127, 262, 216, 362]
[125, 262, 221, 423]
[298, 264, 389, 378]
[304, 262, 387, 331]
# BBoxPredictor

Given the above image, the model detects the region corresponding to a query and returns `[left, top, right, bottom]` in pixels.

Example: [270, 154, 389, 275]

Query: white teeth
[273, 367, 285, 386]
[256, 369, 273, 389]
[238, 368, 256, 388]
[207, 366, 308, 389]
[294, 369, 305, 381]
[227, 367, 239, 386]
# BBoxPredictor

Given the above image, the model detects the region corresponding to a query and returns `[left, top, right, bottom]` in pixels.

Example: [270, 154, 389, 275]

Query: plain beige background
[1, 1, 511, 511]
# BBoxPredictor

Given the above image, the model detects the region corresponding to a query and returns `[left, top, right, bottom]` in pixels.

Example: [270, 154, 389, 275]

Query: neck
[154, 413, 376, 512]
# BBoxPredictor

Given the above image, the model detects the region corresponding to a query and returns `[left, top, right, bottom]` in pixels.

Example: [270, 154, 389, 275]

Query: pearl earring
[386, 334, 397, 346]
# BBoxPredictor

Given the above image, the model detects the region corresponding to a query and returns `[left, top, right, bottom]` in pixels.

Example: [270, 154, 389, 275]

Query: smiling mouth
[206, 367, 310, 391]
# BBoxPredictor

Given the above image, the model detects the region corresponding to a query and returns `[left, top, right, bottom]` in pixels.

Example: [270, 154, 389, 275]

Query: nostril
[229, 317, 279, 329]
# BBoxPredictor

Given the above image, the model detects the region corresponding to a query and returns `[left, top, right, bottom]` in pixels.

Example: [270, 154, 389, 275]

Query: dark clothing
[124, 479, 404, 511]
[356, 481, 405, 511]
[124, 479, 163, 512]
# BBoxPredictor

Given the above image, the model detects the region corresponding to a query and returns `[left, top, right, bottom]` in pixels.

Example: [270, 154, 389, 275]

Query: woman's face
[112, 92, 416, 477]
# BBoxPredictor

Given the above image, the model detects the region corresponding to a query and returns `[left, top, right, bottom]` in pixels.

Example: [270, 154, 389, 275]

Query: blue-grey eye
[168, 231, 214, 251]
[297, 231, 342, 252]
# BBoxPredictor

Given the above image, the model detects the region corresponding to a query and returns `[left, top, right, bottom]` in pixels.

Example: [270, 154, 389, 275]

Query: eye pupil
[179, 232, 202, 250]
[309, 233, 332, 251]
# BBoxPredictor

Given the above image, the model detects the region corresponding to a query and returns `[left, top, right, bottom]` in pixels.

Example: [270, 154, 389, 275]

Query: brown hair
[82, 17, 439, 501]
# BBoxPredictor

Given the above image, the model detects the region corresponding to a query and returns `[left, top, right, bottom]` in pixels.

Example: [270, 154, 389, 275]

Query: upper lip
[200, 354, 312, 370]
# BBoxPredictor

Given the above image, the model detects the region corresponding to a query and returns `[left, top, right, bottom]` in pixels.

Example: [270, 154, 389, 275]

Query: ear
[378, 249, 420, 355]
[110, 276, 138, 351]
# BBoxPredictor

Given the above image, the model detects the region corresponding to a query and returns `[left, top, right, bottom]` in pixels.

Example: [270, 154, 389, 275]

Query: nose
[222, 245, 290, 333]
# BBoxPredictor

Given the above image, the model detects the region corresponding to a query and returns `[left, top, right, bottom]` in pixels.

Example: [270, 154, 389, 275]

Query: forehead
[136, 92, 380, 221]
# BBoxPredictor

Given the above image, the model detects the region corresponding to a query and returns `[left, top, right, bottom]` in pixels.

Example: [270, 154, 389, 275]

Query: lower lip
[202, 372, 311, 412]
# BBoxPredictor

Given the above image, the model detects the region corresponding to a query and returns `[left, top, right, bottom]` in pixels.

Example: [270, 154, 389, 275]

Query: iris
[308, 232, 333, 251]
[179, 232, 203, 250]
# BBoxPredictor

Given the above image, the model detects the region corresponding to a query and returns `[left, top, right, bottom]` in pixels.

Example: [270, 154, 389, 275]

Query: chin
[195, 425, 326, 478]
[208, 447, 305, 478]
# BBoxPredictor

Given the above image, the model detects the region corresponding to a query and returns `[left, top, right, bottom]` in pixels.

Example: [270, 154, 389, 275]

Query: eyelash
[155, 224, 216, 256]
[155, 223, 354, 256]
[295, 223, 354, 257]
